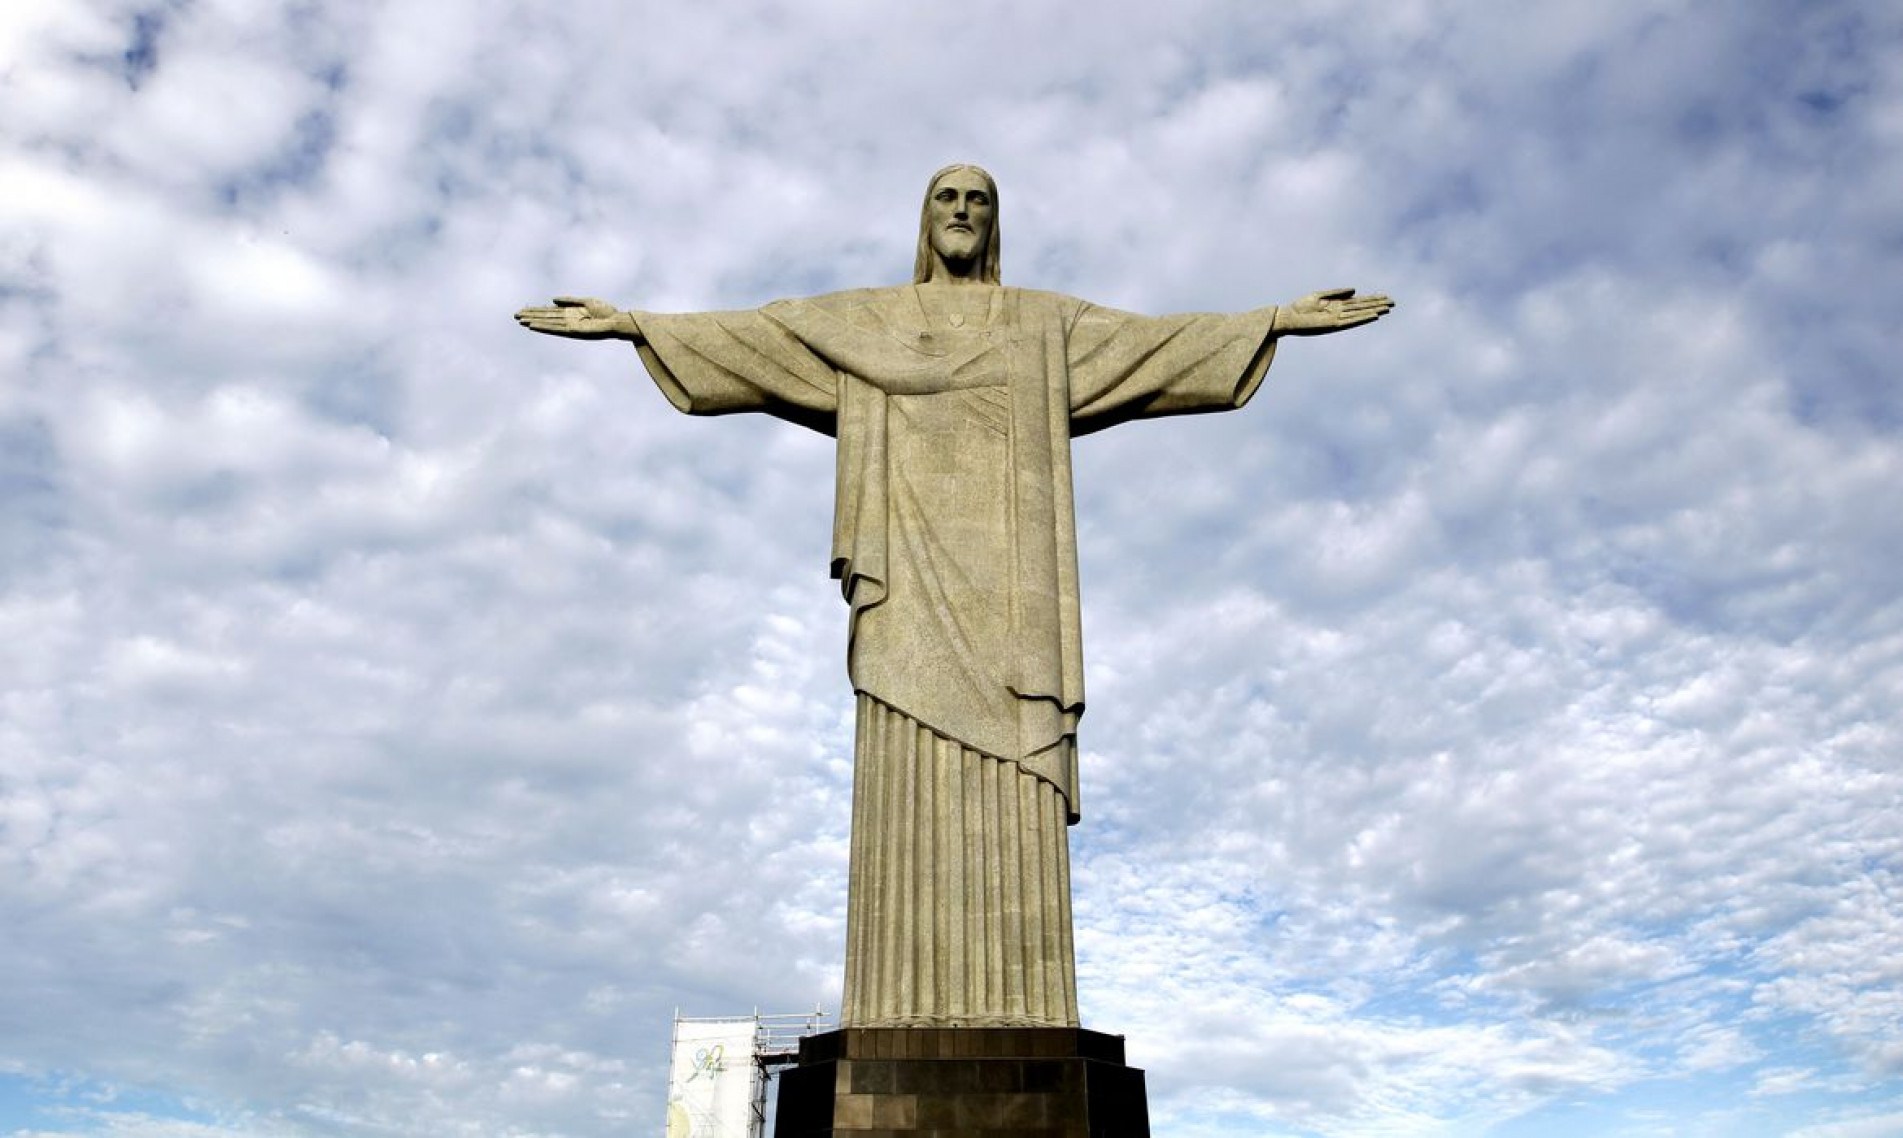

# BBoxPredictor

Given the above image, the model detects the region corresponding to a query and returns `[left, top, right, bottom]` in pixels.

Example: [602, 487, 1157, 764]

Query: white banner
[664, 1018, 760, 1138]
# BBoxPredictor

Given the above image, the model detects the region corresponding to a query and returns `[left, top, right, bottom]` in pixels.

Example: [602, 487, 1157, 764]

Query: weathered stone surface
[515, 165, 1392, 1028]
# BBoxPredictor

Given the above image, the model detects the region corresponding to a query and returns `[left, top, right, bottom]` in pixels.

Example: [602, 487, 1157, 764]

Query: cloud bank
[3, 1, 1900, 1135]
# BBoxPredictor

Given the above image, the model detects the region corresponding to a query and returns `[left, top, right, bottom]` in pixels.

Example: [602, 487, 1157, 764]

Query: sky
[2, 1, 1901, 1135]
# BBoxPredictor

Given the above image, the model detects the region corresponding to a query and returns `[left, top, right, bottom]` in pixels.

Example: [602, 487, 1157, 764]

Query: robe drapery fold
[843, 694, 1077, 1027]
[631, 284, 1277, 1027]
[633, 285, 1278, 821]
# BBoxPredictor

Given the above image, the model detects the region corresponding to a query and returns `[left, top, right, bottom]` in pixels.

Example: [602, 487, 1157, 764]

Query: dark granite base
[773, 1027, 1149, 1138]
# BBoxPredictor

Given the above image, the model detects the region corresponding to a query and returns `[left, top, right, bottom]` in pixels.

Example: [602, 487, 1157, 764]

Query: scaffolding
[666, 1007, 833, 1138]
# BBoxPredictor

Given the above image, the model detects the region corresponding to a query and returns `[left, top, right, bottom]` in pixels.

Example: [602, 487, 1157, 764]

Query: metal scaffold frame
[666, 1007, 833, 1138]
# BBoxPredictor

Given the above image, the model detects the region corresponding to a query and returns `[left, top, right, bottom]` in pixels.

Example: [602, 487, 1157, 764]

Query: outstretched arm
[514, 296, 645, 343]
[1271, 288, 1394, 337]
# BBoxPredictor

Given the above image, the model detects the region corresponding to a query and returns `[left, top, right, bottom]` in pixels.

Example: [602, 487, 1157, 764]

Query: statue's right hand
[514, 296, 632, 340]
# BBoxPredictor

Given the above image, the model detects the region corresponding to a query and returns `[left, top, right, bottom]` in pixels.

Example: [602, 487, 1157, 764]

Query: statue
[517, 164, 1392, 1030]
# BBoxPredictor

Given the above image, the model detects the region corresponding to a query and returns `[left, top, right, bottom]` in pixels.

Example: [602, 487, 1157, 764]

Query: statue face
[926, 169, 994, 270]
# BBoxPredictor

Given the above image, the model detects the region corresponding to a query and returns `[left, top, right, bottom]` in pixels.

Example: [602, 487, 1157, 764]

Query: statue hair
[914, 164, 1001, 285]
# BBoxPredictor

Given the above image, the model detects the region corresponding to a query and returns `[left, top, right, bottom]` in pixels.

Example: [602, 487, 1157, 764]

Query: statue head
[914, 164, 1000, 285]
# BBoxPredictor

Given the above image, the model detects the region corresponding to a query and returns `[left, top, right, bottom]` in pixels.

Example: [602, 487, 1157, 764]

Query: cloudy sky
[4, 1, 1901, 1135]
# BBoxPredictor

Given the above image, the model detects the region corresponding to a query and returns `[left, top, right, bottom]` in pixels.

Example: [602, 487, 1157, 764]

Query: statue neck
[925, 254, 988, 286]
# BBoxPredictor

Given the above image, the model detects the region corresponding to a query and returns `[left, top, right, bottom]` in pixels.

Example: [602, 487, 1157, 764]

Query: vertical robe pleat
[841, 694, 1079, 1027]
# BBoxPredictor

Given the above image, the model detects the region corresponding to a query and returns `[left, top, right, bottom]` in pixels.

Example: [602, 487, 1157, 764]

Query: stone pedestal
[773, 1027, 1149, 1138]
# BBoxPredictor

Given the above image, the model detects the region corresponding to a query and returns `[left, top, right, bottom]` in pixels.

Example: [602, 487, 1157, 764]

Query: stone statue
[517, 164, 1391, 1029]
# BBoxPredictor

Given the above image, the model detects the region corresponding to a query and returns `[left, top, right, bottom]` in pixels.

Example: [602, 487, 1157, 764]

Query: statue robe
[631, 284, 1278, 1025]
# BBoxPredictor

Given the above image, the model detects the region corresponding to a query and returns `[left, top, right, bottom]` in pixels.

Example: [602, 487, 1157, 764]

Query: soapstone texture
[515, 164, 1392, 1028]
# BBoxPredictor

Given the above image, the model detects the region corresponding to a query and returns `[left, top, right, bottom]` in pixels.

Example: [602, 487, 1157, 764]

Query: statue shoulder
[816, 285, 909, 310]
[761, 286, 912, 327]
[997, 287, 1092, 329]
[1004, 287, 1088, 315]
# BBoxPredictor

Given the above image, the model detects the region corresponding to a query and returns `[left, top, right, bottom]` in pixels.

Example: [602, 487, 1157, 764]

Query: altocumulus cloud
[2, 1, 1900, 1136]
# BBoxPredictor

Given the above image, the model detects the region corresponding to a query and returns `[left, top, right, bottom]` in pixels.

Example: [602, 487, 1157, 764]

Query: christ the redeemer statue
[517, 164, 1392, 1030]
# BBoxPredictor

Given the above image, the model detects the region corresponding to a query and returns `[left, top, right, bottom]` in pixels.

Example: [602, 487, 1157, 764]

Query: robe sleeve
[631, 304, 840, 436]
[1065, 301, 1279, 437]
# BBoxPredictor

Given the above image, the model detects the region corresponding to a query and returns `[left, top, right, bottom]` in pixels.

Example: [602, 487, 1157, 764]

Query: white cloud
[2, 0, 1900, 1135]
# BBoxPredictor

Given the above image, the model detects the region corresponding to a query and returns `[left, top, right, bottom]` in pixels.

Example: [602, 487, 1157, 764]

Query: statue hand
[514, 296, 638, 341]
[1274, 287, 1394, 337]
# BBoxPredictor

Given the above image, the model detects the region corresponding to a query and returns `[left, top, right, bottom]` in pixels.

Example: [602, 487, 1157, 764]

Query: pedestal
[773, 1027, 1149, 1138]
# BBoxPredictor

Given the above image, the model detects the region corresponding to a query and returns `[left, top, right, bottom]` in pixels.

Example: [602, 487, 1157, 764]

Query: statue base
[773, 1027, 1149, 1137]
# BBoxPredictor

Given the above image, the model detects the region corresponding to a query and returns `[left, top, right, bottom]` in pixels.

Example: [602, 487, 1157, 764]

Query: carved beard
[932, 225, 984, 269]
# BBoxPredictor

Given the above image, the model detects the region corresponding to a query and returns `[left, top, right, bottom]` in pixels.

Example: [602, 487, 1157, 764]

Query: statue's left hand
[514, 296, 638, 340]
[1273, 288, 1394, 336]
